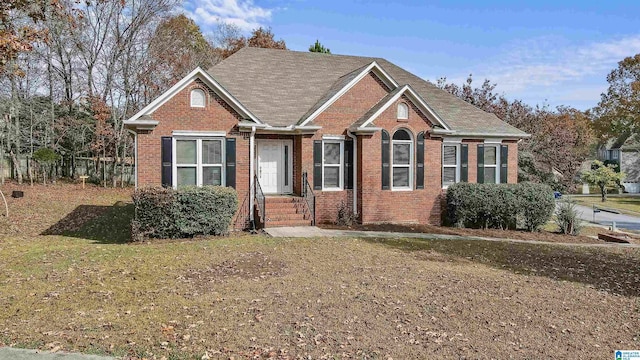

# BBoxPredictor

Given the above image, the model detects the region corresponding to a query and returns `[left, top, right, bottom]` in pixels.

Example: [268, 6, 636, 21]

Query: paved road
[572, 203, 640, 231]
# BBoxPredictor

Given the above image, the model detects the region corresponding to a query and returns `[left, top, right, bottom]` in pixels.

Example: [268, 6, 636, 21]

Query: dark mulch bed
[320, 223, 606, 244]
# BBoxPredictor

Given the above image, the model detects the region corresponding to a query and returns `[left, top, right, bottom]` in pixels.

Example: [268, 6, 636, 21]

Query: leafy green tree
[33, 147, 60, 184]
[581, 160, 626, 202]
[593, 54, 640, 139]
[309, 40, 330, 54]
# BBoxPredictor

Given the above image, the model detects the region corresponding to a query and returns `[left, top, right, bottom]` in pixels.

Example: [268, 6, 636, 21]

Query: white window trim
[397, 102, 409, 120]
[172, 136, 225, 188]
[442, 143, 460, 189]
[322, 140, 344, 191]
[483, 144, 501, 184]
[190, 88, 206, 108]
[392, 131, 413, 191]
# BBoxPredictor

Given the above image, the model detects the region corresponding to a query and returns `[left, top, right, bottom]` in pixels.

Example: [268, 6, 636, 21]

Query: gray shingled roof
[208, 47, 527, 136]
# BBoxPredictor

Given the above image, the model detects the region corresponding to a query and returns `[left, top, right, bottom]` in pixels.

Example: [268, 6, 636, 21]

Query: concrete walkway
[264, 226, 640, 248]
[0, 348, 114, 360]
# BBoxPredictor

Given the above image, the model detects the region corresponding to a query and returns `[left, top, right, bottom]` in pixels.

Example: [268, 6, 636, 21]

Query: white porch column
[249, 126, 256, 225]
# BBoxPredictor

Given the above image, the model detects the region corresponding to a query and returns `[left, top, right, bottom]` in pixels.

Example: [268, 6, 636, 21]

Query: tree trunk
[9, 149, 23, 184]
[600, 185, 607, 202]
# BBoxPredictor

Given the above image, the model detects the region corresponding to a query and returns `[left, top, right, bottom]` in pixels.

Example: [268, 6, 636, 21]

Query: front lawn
[0, 182, 639, 359]
[571, 194, 640, 215]
[1, 237, 639, 358]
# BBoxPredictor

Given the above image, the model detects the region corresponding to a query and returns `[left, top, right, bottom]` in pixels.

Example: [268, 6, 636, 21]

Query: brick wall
[135, 79, 251, 227]
[301, 72, 390, 224]
[358, 95, 444, 224]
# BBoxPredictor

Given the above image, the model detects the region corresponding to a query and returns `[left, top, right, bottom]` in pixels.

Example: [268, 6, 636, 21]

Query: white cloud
[461, 35, 640, 108]
[182, 0, 273, 32]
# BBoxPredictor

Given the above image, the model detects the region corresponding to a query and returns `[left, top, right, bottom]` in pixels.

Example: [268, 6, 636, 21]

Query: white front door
[257, 140, 293, 194]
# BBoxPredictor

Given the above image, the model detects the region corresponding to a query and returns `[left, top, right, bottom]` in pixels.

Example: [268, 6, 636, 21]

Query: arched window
[190, 88, 206, 108]
[397, 102, 409, 120]
[392, 129, 413, 189]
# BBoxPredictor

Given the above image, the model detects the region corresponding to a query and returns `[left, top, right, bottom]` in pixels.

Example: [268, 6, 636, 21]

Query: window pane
[392, 129, 411, 140]
[393, 143, 411, 165]
[484, 167, 496, 184]
[176, 140, 196, 164]
[443, 146, 457, 165]
[484, 146, 497, 165]
[203, 166, 222, 186]
[393, 167, 410, 187]
[397, 103, 409, 119]
[202, 140, 222, 164]
[177, 167, 196, 186]
[324, 167, 339, 188]
[443, 167, 456, 186]
[324, 143, 340, 165]
[191, 89, 205, 107]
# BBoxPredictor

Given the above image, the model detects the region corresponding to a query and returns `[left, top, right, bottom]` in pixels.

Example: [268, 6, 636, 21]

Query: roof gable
[297, 61, 398, 126]
[352, 84, 451, 131]
[125, 67, 261, 124]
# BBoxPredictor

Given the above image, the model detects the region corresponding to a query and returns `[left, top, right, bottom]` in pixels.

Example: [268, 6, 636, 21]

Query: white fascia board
[299, 61, 399, 126]
[322, 134, 346, 140]
[123, 119, 159, 131]
[358, 85, 451, 131]
[353, 126, 383, 134]
[442, 137, 464, 143]
[431, 128, 531, 139]
[172, 130, 227, 137]
[126, 67, 262, 124]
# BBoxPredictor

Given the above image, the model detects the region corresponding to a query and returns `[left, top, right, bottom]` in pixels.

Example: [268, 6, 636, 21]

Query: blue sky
[182, 0, 640, 110]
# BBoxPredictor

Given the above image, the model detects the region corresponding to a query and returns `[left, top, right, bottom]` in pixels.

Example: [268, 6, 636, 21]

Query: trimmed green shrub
[446, 182, 554, 232]
[555, 200, 583, 235]
[515, 182, 556, 231]
[131, 186, 238, 240]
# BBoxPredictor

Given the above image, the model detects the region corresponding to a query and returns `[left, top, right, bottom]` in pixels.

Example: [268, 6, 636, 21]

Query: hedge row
[131, 186, 238, 240]
[446, 182, 555, 231]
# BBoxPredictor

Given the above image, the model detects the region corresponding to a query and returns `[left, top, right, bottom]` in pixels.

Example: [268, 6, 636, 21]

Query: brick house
[124, 48, 529, 229]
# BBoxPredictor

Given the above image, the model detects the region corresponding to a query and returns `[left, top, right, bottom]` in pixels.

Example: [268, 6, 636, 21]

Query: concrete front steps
[261, 196, 313, 227]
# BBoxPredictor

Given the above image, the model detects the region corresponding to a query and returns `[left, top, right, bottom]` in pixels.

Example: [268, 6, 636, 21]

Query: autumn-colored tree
[309, 39, 330, 54]
[218, 26, 287, 59]
[144, 14, 216, 100]
[581, 160, 626, 202]
[0, 0, 49, 75]
[88, 95, 115, 187]
[437, 75, 595, 191]
[593, 54, 640, 139]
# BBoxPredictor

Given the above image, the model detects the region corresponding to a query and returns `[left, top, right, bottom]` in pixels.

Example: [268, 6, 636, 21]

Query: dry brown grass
[0, 183, 639, 359]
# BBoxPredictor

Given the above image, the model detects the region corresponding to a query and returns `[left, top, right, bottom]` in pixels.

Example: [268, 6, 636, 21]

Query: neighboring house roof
[600, 133, 640, 151]
[208, 47, 528, 137]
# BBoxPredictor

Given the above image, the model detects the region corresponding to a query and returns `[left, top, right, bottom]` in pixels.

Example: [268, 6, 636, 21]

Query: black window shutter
[381, 130, 390, 190]
[500, 144, 508, 184]
[460, 144, 469, 182]
[477, 144, 484, 184]
[313, 140, 322, 190]
[225, 138, 236, 188]
[161, 136, 172, 187]
[344, 140, 353, 189]
[416, 131, 425, 189]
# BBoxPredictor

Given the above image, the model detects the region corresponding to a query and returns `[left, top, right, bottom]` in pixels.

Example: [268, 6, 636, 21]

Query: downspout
[347, 130, 357, 215]
[249, 126, 256, 229]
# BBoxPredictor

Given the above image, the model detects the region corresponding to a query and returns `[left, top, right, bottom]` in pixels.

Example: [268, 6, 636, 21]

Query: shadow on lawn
[363, 237, 640, 298]
[41, 203, 134, 244]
